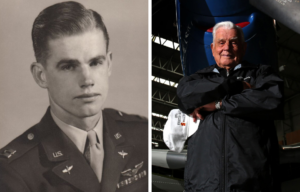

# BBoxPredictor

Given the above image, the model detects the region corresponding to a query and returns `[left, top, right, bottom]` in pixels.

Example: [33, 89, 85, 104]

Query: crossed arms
[177, 65, 283, 121]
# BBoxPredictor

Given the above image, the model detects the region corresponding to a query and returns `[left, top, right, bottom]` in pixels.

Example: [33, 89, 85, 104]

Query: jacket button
[27, 133, 34, 140]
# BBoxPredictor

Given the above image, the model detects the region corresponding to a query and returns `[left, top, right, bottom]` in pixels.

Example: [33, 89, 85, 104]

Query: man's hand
[189, 101, 217, 122]
[189, 82, 251, 122]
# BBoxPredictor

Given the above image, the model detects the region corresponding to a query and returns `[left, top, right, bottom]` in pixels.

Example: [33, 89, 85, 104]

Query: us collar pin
[53, 151, 63, 158]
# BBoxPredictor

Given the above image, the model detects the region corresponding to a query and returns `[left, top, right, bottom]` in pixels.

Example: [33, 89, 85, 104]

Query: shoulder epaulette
[0, 125, 40, 163]
[103, 108, 147, 123]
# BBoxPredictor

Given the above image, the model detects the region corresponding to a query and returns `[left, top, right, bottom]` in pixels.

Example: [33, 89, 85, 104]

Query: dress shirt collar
[213, 63, 242, 73]
[50, 110, 103, 154]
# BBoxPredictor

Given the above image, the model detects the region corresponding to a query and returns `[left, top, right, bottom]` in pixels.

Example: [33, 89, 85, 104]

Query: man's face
[43, 29, 112, 119]
[211, 27, 246, 70]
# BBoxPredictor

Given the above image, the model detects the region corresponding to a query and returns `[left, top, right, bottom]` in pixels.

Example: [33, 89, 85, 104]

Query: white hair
[212, 21, 245, 46]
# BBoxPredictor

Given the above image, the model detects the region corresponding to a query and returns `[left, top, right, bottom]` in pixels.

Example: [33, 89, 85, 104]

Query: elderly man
[0, 2, 147, 192]
[177, 21, 283, 192]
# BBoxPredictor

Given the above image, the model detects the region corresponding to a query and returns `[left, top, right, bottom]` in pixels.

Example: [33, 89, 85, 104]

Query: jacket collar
[195, 61, 258, 75]
[100, 110, 134, 192]
[37, 107, 101, 192]
[37, 108, 134, 192]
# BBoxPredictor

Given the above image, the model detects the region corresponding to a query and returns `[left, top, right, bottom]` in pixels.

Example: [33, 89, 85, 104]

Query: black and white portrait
[0, 1, 148, 191]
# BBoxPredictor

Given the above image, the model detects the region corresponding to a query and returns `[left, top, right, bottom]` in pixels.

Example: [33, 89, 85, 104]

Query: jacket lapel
[37, 108, 101, 192]
[51, 158, 100, 192]
[100, 111, 134, 192]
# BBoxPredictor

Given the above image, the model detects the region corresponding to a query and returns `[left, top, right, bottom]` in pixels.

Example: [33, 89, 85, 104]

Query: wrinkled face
[44, 29, 112, 118]
[211, 27, 246, 70]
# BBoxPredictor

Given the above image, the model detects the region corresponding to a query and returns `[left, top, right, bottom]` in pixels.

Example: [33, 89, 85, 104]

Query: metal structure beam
[278, 46, 300, 65]
[282, 76, 300, 93]
[152, 118, 165, 129]
[152, 80, 178, 110]
[152, 116, 167, 129]
[152, 43, 181, 63]
[152, 133, 163, 142]
[152, 35, 180, 50]
[152, 56, 183, 83]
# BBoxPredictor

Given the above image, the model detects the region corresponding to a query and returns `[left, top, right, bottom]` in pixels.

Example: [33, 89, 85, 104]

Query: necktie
[84, 130, 104, 182]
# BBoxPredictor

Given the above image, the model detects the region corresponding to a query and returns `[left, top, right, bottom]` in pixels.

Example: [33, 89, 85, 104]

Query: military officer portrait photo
[0, 0, 148, 191]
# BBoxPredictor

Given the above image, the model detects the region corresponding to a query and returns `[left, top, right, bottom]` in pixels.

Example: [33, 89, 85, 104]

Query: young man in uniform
[0, 2, 148, 192]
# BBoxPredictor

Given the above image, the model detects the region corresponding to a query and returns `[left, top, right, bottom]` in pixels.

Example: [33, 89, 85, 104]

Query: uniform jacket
[177, 62, 283, 192]
[0, 108, 148, 192]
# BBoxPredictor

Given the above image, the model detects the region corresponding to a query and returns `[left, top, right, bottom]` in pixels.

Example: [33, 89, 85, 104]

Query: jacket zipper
[224, 115, 227, 192]
[222, 71, 230, 192]
[220, 113, 226, 192]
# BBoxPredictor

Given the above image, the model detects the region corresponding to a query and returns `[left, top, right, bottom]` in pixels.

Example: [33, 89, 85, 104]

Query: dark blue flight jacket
[177, 62, 283, 192]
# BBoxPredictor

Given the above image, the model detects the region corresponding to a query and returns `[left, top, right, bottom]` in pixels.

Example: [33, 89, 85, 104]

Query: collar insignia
[114, 132, 122, 139]
[118, 150, 128, 159]
[62, 165, 73, 174]
[53, 151, 63, 158]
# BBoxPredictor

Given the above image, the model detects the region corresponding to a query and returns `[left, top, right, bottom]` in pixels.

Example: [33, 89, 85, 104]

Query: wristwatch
[215, 100, 221, 110]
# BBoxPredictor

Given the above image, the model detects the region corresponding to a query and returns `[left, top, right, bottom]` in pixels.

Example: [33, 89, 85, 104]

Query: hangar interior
[152, 0, 300, 191]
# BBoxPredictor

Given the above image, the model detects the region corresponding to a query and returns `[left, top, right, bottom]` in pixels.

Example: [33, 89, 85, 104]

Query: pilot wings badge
[121, 161, 144, 177]
[62, 165, 73, 174]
